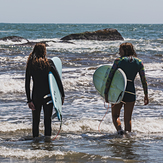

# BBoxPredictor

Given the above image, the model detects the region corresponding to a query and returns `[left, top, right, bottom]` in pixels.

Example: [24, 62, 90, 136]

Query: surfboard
[93, 65, 127, 104]
[48, 57, 62, 121]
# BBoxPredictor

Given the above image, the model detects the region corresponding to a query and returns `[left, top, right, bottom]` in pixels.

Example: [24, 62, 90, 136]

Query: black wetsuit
[25, 59, 65, 137]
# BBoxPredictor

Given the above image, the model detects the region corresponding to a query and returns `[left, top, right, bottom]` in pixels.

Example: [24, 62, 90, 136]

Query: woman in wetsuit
[104, 42, 149, 135]
[25, 43, 65, 138]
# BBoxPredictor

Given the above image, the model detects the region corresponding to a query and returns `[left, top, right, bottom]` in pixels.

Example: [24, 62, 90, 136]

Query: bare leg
[124, 101, 135, 132]
[111, 103, 123, 132]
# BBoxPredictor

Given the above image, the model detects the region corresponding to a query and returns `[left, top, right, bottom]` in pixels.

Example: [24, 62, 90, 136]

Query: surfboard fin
[46, 100, 53, 105]
[44, 94, 51, 99]
[51, 112, 57, 119]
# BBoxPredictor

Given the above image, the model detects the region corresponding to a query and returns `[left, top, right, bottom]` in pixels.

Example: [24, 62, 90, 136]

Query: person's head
[32, 43, 46, 59]
[27, 43, 49, 70]
[119, 42, 137, 57]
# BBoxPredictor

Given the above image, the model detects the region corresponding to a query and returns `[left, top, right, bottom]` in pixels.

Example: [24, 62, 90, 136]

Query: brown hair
[119, 42, 137, 57]
[27, 43, 50, 70]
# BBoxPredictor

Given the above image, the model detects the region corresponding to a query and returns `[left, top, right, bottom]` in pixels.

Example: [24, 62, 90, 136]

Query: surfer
[104, 42, 149, 135]
[25, 43, 65, 138]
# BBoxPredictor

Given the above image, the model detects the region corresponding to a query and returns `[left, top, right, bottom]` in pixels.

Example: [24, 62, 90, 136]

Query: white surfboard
[93, 65, 127, 104]
[48, 57, 62, 121]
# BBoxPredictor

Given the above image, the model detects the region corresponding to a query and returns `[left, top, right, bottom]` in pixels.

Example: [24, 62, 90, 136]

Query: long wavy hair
[119, 42, 137, 57]
[27, 43, 50, 70]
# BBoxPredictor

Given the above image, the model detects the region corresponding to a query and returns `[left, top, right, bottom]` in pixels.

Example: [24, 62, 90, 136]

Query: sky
[0, 0, 162, 24]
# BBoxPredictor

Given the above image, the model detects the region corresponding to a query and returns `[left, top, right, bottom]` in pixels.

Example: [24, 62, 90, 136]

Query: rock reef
[0, 36, 29, 42]
[0, 28, 123, 47]
[61, 28, 124, 41]
[0, 36, 74, 46]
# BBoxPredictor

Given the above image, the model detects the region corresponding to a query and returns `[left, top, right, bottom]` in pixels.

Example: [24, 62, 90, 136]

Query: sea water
[0, 24, 163, 162]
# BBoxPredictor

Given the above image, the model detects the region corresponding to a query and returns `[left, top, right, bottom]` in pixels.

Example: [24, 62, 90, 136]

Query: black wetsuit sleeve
[49, 59, 65, 98]
[25, 62, 32, 103]
[139, 61, 148, 95]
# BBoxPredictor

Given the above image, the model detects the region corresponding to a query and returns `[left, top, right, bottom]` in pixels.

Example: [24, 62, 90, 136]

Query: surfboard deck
[93, 65, 127, 104]
[48, 57, 62, 121]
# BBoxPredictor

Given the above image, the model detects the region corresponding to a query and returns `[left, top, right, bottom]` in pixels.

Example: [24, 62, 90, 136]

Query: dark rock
[19, 42, 37, 46]
[0, 36, 29, 42]
[59, 40, 74, 44]
[0, 36, 74, 46]
[61, 28, 124, 41]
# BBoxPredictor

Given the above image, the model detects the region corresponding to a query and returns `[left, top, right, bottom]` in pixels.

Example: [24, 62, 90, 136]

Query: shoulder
[134, 57, 144, 65]
[133, 57, 145, 71]
[114, 57, 124, 64]
[48, 59, 54, 66]
[115, 57, 122, 62]
[48, 59, 52, 63]
[48, 59, 57, 70]
[134, 57, 142, 62]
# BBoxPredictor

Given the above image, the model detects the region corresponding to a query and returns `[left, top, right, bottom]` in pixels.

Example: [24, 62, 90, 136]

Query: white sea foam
[0, 39, 28, 45]
[0, 114, 162, 136]
[62, 118, 114, 133]
[28, 38, 60, 43]
[0, 146, 68, 159]
[0, 74, 25, 93]
[144, 63, 163, 78]
[133, 118, 163, 134]
[0, 122, 31, 132]
[58, 114, 163, 135]
[0, 56, 28, 64]
[46, 39, 121, 54]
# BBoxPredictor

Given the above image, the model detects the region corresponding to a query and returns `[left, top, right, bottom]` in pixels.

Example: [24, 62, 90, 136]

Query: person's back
[116, 56, 145, 100]
[30, 63, 50, 100]
[118, 57, 142, 80]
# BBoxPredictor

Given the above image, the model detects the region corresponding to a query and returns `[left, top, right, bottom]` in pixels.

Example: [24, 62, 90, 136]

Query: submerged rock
[0, 36, 29, 42]
[61, 28, 124, 41]
[0, 36, 74, 46]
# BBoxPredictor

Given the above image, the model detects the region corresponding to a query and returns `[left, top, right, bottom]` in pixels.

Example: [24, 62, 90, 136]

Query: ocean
[0, 23, 163, 162]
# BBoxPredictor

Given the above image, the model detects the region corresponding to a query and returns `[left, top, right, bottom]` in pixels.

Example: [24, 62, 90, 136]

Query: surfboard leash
[52, 115, 62, 141]
[98, 102, 110, 133]
[98, 102, 117, 133]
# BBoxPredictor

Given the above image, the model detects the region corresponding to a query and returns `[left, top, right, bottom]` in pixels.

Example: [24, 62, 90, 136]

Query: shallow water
[0, 24, 163, 162]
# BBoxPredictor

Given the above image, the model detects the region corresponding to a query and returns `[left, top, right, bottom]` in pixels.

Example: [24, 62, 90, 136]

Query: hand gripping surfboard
[93, 65, 127, 104]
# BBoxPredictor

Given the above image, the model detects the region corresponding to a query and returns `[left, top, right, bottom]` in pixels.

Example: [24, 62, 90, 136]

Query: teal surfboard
[48, 57, 62, 121]
[93, 65, 127, 104]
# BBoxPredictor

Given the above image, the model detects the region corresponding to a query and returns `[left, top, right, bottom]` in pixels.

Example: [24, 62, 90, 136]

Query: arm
[139, 62, 149, 105]
[25, 62, 35, 110]
[104, 59, 119, 102]
[25, 62, 32, 103]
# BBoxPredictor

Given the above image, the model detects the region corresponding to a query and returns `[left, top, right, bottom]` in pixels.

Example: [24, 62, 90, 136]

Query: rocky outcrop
[0, 36, 29, 42]
[61, 28, 124, 41]
[0, 36, 74, 46]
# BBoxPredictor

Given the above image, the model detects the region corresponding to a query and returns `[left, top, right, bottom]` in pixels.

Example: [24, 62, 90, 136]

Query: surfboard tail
[51, 107, 62, 121]
[44, 94, 51, 99]
[51, 112, 57, 119]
